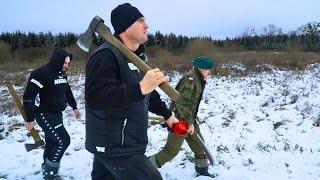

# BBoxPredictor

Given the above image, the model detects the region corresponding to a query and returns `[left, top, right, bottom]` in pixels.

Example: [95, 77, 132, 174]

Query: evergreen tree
[55, 33, 66, 47]
[65, 32, 77, 46]
[166, 33, 177, 51]
[147, 34, 156, 46]
[38, 32, 47, 47]
[155, 31, 165, 47]
[28, 32, 38, 47]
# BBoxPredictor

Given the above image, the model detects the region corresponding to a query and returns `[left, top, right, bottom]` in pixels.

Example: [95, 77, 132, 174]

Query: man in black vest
[85, 3, 179, 180]
[23, 48, 81, 179]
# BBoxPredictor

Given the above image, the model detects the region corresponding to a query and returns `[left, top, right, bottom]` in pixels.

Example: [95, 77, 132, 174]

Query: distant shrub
[0, 41, 12, 64]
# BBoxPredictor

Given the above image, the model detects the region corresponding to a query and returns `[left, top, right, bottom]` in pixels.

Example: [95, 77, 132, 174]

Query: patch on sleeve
[188, 77, 194, 84]
[30, 79, 44, 88]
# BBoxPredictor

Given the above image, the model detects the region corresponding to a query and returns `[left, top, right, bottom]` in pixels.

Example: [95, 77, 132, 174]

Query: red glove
[171, 120, 188, 136]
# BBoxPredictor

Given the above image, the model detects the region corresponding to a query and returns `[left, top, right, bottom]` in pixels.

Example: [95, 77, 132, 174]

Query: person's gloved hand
[162, 120, 188, 136]
[172, 121, 188, 136]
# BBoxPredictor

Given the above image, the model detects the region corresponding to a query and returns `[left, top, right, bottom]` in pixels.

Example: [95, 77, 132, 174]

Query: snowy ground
[1, 64, 320, 180]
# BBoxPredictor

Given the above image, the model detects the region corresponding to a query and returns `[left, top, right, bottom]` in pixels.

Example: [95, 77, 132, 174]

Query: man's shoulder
[27, 66, 49, 88]
[186, 76, 196, 85]
[92, 42, 118, 57]
[90, 48, 116, 61]
[182, 71, 199, 85]
[86, 48, 120, 75]
[178, 75, 196, 88]
[30, 65, 49, 78]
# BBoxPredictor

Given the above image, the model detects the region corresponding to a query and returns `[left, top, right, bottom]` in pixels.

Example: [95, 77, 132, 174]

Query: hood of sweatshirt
[47, 48, 72, 74]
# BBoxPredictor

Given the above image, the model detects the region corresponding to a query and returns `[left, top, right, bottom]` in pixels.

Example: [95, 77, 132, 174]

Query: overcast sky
[1, 0, 319, 39]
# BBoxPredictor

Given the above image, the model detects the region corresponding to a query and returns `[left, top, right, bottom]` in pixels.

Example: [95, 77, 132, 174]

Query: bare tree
[262, 24, 283, 36]
[296, 21, 320, 35]
[242, 26, 257, 37]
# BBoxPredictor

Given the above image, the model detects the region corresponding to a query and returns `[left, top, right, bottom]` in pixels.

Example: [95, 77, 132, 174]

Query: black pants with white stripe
[36, 112, 70, 163]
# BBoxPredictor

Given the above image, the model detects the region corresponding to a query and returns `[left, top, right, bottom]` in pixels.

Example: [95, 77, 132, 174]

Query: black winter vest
[85, 42, 149, 156]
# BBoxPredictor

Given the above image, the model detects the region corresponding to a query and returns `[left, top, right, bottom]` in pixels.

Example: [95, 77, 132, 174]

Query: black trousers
[91, 153, 163, 180]
[36, 112, 70, 163]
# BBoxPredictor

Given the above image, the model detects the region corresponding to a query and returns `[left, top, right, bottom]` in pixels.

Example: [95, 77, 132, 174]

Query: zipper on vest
[121, 118, 128, 146]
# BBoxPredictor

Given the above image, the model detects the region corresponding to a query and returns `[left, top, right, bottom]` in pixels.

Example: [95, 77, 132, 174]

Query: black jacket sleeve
[86, 49, 143, 108]
[66, 84, 77, 109]
[23, 71, 42, 122]
[148, 90, 172, 119]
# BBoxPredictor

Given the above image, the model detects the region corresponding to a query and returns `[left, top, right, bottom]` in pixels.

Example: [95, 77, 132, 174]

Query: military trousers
[154, 123, 206, 166]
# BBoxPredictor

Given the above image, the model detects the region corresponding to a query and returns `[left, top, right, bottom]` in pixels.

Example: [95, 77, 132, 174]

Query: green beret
[193, 56, 215, 69]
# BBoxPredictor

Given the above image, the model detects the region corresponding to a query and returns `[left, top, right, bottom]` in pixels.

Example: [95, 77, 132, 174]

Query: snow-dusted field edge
[1, 64, 320, 180]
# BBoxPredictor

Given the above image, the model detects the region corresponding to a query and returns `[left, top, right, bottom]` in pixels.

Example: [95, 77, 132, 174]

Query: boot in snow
[42, 158, 60, 180]
[195, 166, 218, 178]
[194, 158, 217, 178]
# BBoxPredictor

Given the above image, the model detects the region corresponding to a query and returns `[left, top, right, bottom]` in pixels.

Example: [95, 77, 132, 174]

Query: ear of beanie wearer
[111, 3, 144, 35]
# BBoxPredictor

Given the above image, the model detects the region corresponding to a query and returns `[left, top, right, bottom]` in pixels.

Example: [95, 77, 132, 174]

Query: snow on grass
[1, 65, 320, 180]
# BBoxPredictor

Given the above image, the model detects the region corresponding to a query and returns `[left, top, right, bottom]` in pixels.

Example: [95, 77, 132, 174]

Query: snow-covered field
[1, 64, 320, 180]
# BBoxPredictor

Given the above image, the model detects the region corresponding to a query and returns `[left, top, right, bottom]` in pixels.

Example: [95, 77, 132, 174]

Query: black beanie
[111, 3, 144, 35]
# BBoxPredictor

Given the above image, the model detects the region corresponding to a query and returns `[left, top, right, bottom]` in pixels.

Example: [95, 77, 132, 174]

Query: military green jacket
[170, 68, 206, 125]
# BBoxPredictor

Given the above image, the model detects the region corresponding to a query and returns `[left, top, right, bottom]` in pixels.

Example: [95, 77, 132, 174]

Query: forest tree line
[1, 22, 319, 52]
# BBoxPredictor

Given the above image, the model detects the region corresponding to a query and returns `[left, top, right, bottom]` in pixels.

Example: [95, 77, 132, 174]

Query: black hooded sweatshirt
[23, 49, 77, 122]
